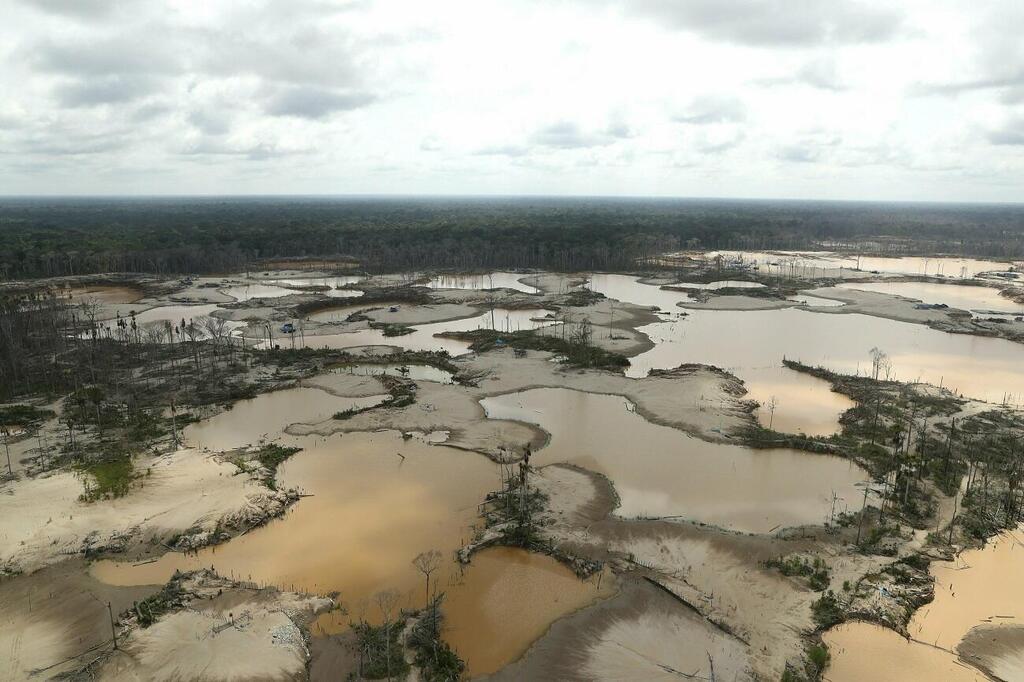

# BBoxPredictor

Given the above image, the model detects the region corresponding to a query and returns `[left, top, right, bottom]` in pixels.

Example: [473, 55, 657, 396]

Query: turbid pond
[482, 388, 869, 532]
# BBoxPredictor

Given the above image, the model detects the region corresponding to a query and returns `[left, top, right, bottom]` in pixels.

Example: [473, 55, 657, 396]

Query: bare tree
[412, 549, 443, 610]
[375, 588, 400, 681]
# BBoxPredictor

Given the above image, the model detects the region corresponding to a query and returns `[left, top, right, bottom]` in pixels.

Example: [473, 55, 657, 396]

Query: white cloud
[0, 0, 1020, 201]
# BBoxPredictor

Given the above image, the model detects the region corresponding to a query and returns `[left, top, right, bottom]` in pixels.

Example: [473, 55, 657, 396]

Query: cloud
[673, 95, 746, 124]
[19, 0, 115, 20]
[775, 144, 822, 163]
[530, 122, 614, 149]
[262, 86, 376, 119]
[988, 118, 1024, 146]
[54, 76, 159, 107]
[29, 36, 180, 77]
[473, 144, 530, 157]
[623, 0, 903, 46]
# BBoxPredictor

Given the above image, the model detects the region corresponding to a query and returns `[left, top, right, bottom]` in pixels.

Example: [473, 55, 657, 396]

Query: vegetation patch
[254, 443, 301, 489]
[78, 450, 135, 501]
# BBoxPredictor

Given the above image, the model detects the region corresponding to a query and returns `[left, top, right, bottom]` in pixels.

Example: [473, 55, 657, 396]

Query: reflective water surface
[221, 283, 297, 302]
[426, 272, 541, 294]
[835, 281, 1024, 313]
[482, 388, 868, 533]
[629, 308, 1024, 410]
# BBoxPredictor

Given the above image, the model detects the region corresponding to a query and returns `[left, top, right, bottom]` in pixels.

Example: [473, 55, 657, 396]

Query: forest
[2, 196, 1024, 279]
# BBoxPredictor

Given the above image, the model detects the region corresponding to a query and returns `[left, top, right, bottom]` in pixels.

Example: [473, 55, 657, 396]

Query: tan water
[823, 622, 986, 681]
[630, 308, 1024, 410]
[427, 272, 541, 294]
[836, 281, 1024, 314]
[825, 527, 1024, 681]
[442, 547, 615, 676]
[481, 388, 869, 533]
[586, 274, 692, 312]
[271, 308, 559, 354]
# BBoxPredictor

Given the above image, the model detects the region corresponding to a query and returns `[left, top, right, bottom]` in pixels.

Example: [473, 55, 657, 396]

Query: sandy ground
[98, 570, 332, 681]
[0, 447, 262, 574]
[958, 624, 1024, 681]
[522, 463, 895, 680]
[681, 295, 796, 311]
[487, 578, 752, 681]
[0, 558, 157, 680]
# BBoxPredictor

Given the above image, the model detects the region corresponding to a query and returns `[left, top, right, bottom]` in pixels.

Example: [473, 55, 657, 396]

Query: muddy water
[427, 272, 541, 294]
[822, 621, 986, 681]
[276, 308, 558, 355]
[442, 547, 615, 676]
[331, 363, 456, 384]
[221, 283, 297, 302]
[586, 274, 692, 312]
[91, 385, 495, 613]
[836, 281, 1024, 314]
[630, 307, 1024, 412]
[481, 388, 868, 533]
[908, 528, 1024, 651]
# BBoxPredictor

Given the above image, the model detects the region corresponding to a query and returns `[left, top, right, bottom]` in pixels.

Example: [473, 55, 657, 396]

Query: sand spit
[98, 569, 332, 681]
[0, 446, 275, 574]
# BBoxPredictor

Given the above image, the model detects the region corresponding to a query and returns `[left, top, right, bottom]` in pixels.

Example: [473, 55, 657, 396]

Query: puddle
[585, 274, 692, 312]
[426, 272, 541, 294]
[271, 308, 558, 354]
[629, 308, 1024, 416]
[834, 281, 1024, 314]
[331, 363, 455, 384]
[442, 547, 614, 676]
[481, 388, 869, 533]
[822, 621, 986, 681]
[221, 283, 297, 302]
[63, 285, 143, 304]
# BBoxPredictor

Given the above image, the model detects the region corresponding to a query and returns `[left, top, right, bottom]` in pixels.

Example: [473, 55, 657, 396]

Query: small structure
[280, 322, 296, 333]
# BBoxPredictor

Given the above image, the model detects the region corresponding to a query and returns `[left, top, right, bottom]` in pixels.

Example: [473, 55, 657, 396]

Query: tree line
[3, 196, 1024, 280]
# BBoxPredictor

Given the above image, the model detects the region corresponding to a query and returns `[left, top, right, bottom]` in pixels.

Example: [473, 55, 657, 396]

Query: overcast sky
[1, 0, 1022, 201]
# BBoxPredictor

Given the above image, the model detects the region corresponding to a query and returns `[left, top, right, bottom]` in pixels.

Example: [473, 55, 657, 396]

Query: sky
[1, 0, 1022, 201]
